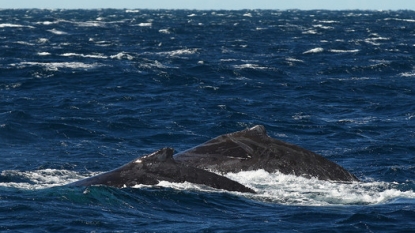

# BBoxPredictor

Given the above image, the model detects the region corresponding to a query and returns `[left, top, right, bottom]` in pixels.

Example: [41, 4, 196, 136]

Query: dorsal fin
[141, 148, 174, 162]
[248, 125, 266, 134]
[232, 125, 268, 138]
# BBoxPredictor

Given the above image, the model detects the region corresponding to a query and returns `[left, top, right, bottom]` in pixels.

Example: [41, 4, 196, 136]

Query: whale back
[67, 148, 255, 193]
[175, 125, 358, 182]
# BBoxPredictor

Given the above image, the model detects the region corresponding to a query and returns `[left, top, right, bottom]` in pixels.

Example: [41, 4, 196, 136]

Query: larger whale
[67, 125, 358, 193]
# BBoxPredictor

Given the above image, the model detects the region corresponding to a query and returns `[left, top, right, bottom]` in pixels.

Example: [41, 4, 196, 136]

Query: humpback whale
[175, 125, 358, 182]
[67, 125, 358, 193]
[67, 147, 255, 193]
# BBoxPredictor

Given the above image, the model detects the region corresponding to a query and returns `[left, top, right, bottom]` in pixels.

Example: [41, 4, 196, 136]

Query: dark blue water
[1, 9, 415, 232]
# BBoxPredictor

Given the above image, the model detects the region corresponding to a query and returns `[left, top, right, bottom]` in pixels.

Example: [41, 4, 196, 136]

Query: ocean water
[1, 9, 415, 232]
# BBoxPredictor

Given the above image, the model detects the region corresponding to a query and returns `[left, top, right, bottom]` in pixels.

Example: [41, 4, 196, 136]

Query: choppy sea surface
[1, 9, 415, 232]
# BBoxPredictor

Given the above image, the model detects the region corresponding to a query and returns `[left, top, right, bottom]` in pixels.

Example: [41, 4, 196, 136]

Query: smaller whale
[67, 147, 255, 193]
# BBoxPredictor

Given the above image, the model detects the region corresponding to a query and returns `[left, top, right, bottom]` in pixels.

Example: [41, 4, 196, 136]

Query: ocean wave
[158, 29, 171, 34]
[37, 38, 49, 43]
[0, 23, 34, 28]
[125, 9, 140, 13]
[233, 64, 268, 70]
[303, 47, 324, 54]
[155, 48, 199, 57]
[5, 167, 411, 206]
[37, 52, 51, 56]
[36, 21, 56, 25]
[384, 18, 415, 23]
[16, 41, 35, 46]
[60, 53, 108, 59]
[0, 169, 92, 190]
[400, 71, 415, 77]
[18, 62, 103, 71]
[137, 22, 152, 27]
[76, 21, 106, 27]
[0, 82, 22, 90]
[285, 57, 304, 63]
[110, 52, 135, 60]
[302, 29, 319, 34]
[317, 20, 339, 24]
[138, 60, 178, 69]
[313, 24, 334, 29]
[329, 49, 359, 53]
[47, 29, 68, 35]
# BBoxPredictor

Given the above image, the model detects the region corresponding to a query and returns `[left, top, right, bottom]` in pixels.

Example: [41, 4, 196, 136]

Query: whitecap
[243, 13, 252, 17]
[370, 36, 389, 41]
[76, 21, 104, 27]
[303, 47, 324, 54]
[0, 169, 94, 190]
[384, 18, 415, 23]
[329, 49, 359, 53]
[60, 53, 108, 59]
[1, 83, 22, 90]
[220, 59, 238, 62]
[225, 170, 415, 206]
[154, 181, 219, 192]
[16, 41, 35, 46]
[38, 38, 49, 43]
[36, 21, 55, 25]
[19, 62, 102, 71]
[156, 48, 198, 57]
[292, 112, 310, 120]
[84, 54, 107, 59]
[313, 24, 334, 29]
[200, 85, 219, 91]
[126, 9, 140, 13]
[233, 64, 268, 70]
[37, 52, 51, 56]
[110, 52, 134, 60]
[2, 168, 414, 205]
[400, 72, 415, 77]
[159, 29, 170, 34]
[286, 57, 304, 63]
[138, 22, 152, 27]
[139, 60, 177, 69]
[92, 40, 112, 47]
[0, 23, 34, 28]
[337, 116, 377, 125]
[364, 39, 380, 46]
[302, 29, 318, 34]
[47, 29, 68, 35]
[365, 36, 390, 46]
[318, 20, 339, 23]
[330, 76, 376, 82]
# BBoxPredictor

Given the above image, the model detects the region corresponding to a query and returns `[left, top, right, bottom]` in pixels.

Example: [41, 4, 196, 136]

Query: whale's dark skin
[67, 147, 255, 193]
[174, 125, 358, 182]
[67, 125, 358, 193]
